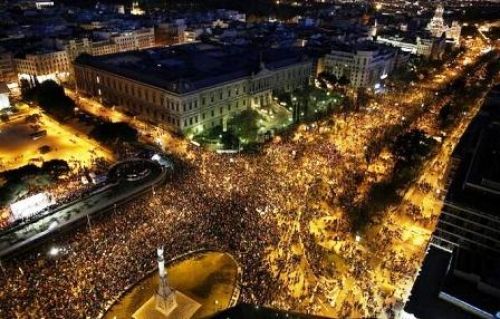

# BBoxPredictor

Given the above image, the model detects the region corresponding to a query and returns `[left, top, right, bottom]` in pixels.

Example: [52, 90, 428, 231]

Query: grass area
[104, 251, 239, 319]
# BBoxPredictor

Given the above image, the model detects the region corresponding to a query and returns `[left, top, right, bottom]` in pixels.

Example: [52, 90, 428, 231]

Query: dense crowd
[0, 41, 492, 319]
[0, 128, 430, 318]
[0, 158, 109, 231]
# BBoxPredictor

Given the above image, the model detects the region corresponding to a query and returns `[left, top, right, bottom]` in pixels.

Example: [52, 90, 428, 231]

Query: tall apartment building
[74, 43, 312, 133]
[322, 42, 397, 88]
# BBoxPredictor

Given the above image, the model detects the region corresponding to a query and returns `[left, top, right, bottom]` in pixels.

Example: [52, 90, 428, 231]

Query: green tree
[438, 103, 453, 129]
[35, 80, 75, 119]
[228, 109, 262, 141]
[392, 129, 434, 164]
[91, 122, 138, 143]
[318, 72, 338, 88]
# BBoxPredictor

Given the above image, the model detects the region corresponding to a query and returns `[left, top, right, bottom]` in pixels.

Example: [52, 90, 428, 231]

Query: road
[0, 159, 166, 258]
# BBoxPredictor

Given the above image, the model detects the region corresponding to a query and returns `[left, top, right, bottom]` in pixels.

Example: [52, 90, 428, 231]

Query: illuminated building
[34, 0, 54, 9]
[427, 5, 461, 47]
[0, 50, 17, 86]
[376, 34, 446, 59]
[0, 82, 10, 109]
[14, 49, 70, 82]
[427, 4, 446, 38]
[155, 22, 186, 46]
[130, 1, 145, 16]
[322, 42, 397, 88]
[74, 43, 312, 133]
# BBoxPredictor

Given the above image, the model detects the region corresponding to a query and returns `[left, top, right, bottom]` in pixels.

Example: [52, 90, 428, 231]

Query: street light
[49, 246, 60, 257]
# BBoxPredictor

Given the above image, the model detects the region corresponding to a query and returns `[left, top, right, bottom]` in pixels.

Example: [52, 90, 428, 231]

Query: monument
[132, 247, 201, 319]
[156, 247, 177, 316]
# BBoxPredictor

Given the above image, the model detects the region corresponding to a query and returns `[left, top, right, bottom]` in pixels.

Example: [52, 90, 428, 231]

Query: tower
[447, 21, 462, 47]
[427, 4, 446, 38]
[155, 247, 177, 316]
[132, 247, 201, 319]
[434, 4, 444, 20]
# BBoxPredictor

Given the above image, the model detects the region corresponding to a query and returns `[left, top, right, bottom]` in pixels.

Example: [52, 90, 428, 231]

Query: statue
[155, 247, 177, 316]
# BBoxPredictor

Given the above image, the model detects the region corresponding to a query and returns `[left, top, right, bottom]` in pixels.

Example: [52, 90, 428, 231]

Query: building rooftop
[441, 248, 500, 316]
[446, 86, 500, 219]
[329, 40, 395, 55]
[403, 246, 481, 319]
[75, 42, 309, 94]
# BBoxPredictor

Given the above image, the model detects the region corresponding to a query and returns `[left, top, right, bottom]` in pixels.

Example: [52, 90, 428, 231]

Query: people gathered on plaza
[0, 46, 489, 319]
[0, 125, 430, 318]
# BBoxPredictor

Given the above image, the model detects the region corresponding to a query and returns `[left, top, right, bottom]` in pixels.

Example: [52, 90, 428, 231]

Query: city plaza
[0, 32, 496, 319]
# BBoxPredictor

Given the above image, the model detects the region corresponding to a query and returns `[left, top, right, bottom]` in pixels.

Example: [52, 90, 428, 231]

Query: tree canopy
[27, 80, 75, 119]
[228, 109, 262, 141]
[392, 129, 435, 164]
[90, 122, 138, 143]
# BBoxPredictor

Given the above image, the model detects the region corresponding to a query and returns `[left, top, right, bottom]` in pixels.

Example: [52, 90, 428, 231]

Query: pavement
[0, 159, 166, 258]
[0, 103, 113, 172]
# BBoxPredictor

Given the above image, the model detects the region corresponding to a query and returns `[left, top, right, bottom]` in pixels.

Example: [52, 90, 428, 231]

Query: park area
[103, 251, 240, 319]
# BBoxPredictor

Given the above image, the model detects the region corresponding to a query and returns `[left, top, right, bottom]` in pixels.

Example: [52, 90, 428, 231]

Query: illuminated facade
[14, 49, 70, 82]
[0, 82, 10, 109]
[427, 5, 461, 47]
[323, 42, 397, 88]
[111, 28, 155, 52]
[376, 35, 445, 59]
[155, 22, 186, 46]
[63, 28, 156, 61]
[0, 50, 16, 86]
[74, 43, 312, 134]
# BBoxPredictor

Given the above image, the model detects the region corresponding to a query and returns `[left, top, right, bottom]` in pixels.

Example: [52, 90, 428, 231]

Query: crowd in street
[0, 130, 426, 318]
[0, 40, 492, 319]
[0, 158, 109, 231]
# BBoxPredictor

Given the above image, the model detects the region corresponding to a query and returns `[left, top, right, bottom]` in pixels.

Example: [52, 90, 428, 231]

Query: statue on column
[155, 246, 177, 316]
[133, 247, 201, 319]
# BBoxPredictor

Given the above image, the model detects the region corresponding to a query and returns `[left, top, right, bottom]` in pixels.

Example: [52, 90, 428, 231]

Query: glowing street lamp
[49, 246, 60, 257]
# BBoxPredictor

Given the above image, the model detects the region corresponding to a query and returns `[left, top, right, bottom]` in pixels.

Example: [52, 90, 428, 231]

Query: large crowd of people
[0, 41, 492, 319]
[0, 157, 109, 231]
[0, 126, 438, 318]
